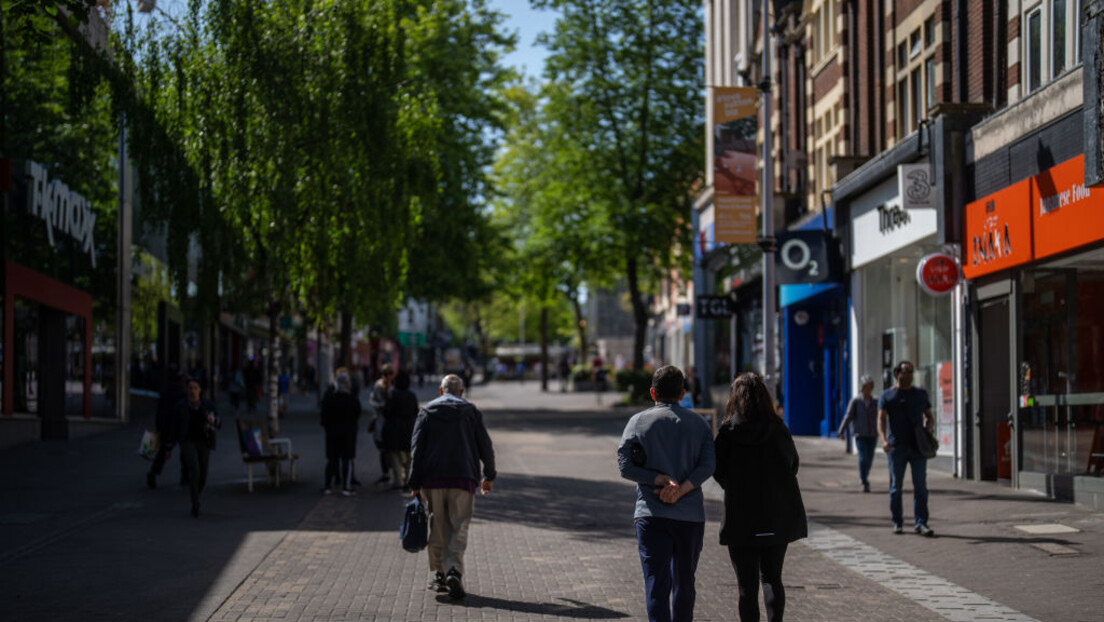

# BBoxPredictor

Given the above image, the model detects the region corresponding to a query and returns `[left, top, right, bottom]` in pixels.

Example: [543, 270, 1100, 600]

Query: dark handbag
[400, 496, 428, 553]
[915, 424, 938, 459]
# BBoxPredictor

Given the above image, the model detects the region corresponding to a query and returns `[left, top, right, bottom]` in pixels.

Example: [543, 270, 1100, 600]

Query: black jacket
[713, 414, 807, 547]
[320, 390, 361, 432]
[408, 394, 496, 490]
[168, 398, 220, 449]
[382, 389, 418, 452]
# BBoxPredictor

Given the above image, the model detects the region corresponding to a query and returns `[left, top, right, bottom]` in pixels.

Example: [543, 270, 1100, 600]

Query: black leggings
[728, 543, 788, 622]
[180, 441, 211, 509]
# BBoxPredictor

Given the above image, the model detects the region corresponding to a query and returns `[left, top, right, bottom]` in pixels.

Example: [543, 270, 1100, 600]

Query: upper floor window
[811, 0, 836, 65]
[896, 15, 937, 139]
[1023, 0, 1081, 95]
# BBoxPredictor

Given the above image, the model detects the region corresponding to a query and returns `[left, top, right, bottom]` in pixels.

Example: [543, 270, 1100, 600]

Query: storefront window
[131, 249, 172, 391]
[65, 315, 85, 416]
[14, 299, 40, 414]
[92, 319, 116, 418]
[1020, 247, 1104, 476]
[861, 244, 953, 399]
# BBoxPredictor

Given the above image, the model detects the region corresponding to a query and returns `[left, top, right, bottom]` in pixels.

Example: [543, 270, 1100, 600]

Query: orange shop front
[964, 155, 1104, 509]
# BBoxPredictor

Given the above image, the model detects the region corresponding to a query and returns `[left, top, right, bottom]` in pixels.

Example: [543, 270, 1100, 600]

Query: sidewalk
[0, 380, 1100, 621]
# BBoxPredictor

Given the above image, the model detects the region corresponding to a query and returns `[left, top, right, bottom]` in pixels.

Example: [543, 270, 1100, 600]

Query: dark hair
[393, 370, 411, 391]
[186, 376, 203, 389]
[651, 365, 685, 402]
[893, 360, 915, 377]
[723, 372, 776, 425]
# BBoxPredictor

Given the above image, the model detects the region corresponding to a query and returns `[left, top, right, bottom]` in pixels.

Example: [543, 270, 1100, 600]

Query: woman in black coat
[381, 371, 418, 489]
[713, 372, 807, 622]
[320, 372, 361, 495]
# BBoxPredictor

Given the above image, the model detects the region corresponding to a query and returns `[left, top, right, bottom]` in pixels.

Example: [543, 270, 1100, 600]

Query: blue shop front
[777, 211, 849, 436]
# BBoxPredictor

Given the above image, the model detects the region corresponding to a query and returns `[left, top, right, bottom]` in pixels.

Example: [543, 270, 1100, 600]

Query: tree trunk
[268, 300, 281, 436]
[625, 256, 649, 371]
[539, 305, 549, 392]
[570, 291, 588, 364]
[339, 309, 352, 369]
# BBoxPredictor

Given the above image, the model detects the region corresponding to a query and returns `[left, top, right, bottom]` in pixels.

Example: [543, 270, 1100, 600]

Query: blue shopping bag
[400, 496, 428, 553]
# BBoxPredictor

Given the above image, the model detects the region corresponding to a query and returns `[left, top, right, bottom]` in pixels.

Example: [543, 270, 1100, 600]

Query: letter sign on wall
[695, 295, 736, 319]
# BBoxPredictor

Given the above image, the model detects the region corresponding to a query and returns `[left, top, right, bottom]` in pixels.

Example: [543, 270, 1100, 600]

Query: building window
[894, 14, 937, 140]
[1052, 0, 1066, 77]
[898, 81, 909, 137]
[1027, 8, 1042, 92]
[909, 28, 922, 59]
[924, 17, 935, 47]
[897, 42, 907, 70]
[925, 57, 936, 109]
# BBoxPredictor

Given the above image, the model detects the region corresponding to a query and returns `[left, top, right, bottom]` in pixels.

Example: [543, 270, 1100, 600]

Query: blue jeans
[888, 444, 929, 527]
[635, 516, 705, 622]
[855, 436, 877, 486]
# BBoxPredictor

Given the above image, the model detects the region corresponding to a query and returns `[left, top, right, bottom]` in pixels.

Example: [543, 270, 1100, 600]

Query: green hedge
[615, 369, 653, 404]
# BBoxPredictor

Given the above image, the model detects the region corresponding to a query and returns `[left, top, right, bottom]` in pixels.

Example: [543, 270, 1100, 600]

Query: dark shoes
[191, 502, 200, 518]
[147, 471, 156, 490]
[427, 572, 447, 592]
[862, 482, 870, 493]
[892, 523, 904, 535]
[915, 523, 935, 537]
[445, 569, 465, 600]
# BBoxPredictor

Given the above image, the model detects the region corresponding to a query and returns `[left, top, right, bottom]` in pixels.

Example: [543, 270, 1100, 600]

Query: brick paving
[1, 380, 1101, 621]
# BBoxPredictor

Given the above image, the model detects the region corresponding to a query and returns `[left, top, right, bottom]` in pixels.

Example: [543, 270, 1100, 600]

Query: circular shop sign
[916, 252, 960, 296]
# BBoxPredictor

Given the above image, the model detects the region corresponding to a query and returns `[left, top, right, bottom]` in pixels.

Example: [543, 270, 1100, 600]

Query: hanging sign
[916, 252, 959, 295]
[712, 86, 759, 244]
[774, 230, 842, 284]
[898, 163, 937, 211]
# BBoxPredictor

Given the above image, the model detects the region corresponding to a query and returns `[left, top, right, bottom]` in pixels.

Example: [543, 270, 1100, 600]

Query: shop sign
[774, 230, 842, 284]
[962, 177, 1033, 279]
[23, 160, 98, 268]
[1032, 154, 1104, 260]
[898, 163, 936, 211]
[695, 295, 736, 319]
[850, 176, 938, 269]
[916, 253, 959, 295]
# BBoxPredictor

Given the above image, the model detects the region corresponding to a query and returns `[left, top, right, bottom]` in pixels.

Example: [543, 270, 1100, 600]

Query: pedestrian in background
[169, 378, 221, 518]
[368, 364, 395, 485]
[713, 372, 806, 622]
[244, 359, 261, 413]
[320, 371, 361, 496]
[147, 370, 187, 490]
[879, 360, 936, 536]
[408, 374, 496, 601]
[838, 374, 879, 492]
[228, 366, 244, 414]
[382, 370, 418, 490]
[617, 365, 716, 622]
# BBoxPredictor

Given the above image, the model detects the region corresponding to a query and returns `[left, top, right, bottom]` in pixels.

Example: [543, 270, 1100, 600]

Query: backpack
[400, 496, 428, 553]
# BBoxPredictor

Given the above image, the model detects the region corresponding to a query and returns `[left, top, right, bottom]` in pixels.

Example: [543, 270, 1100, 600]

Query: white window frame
[1026, 7, 1043, 93]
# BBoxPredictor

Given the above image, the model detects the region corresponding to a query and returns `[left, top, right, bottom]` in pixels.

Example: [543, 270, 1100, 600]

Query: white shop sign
[24, 160, 98, 268]
[849, 173, 938, 269]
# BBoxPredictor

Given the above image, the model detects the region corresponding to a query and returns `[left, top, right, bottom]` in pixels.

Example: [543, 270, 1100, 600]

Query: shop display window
[65, 315, 85, 417]
[14, 299, 40, 414]
[1020, 247, 1104, 476]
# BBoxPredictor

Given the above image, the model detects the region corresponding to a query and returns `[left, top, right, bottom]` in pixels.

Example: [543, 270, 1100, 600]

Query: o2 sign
[774, 230, 841, 284]
[916, 253, 960, 295]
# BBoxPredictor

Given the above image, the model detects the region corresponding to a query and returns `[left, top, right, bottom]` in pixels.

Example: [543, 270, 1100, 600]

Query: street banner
[712, 87, 758, 244]
[938, 361, 954, 454]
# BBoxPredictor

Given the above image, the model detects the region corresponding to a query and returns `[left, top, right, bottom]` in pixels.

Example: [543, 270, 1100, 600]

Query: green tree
[534, 0, 703, 369]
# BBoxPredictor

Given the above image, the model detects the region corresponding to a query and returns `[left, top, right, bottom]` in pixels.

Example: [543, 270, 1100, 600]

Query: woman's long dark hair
[723, 372, 776, 425]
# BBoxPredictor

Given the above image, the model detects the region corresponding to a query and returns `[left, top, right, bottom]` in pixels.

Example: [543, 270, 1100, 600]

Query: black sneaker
[915, 523, 935, 537]
[892, 523, 904, 535]
[862, 482, 870, 493]
[427, 572, 447, 592]
[445, 569, 465, 600]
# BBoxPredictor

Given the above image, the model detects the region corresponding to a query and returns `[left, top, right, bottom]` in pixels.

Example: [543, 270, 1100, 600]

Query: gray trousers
[425, 487, 475, 576]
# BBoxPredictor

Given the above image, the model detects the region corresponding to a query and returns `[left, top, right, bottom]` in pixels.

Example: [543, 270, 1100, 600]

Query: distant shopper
[714, 372, 807, 622]
[408, 374, 496, 601]
[147, 370, 187, 490]
[368, 364, 395, 485]
[558, 357, 571, 393]
[838, 374, 879, 492]
[878, 360, 936, 537]
[244, 360, 262, 413]
[228, 367, 244, 413]
[168, 378, 221, 518]
[320, 371, 362, 495]
[617, 365, 716, 622]
[382, 371, 418, 490]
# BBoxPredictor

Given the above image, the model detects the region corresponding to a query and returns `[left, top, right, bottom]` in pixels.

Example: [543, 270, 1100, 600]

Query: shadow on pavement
[437, 594, 630, 618]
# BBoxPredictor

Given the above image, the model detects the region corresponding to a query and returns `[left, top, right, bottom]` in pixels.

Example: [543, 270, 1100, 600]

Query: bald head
[440, 374, 465, 396]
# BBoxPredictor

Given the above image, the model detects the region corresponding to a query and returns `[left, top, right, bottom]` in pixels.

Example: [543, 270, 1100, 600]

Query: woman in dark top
[713, 373, 807, 622]
[320, 372, 361, 495]
[169, 378, 221, 518]
[382, 371, 419, 489]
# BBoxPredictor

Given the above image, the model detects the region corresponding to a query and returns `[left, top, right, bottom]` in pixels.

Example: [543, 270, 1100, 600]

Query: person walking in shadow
[168, 378, 221, 518]
[320, 371, 361, 496]
[713, 372, 807, 622]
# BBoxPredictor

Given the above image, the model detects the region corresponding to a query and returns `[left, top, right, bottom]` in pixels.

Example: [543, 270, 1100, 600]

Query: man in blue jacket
[618, 365, 716, 622]
[408, 374, 496, 601]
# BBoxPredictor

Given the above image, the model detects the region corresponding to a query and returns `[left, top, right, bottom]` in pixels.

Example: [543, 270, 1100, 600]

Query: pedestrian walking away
[147, 370, 187, 490]
[408, 374, 496, 601]
[838, 373, 879, 492]
[168, 377, 221, 518]
[617, 365, 716, 622]
[368, 364, 395, 486]
[878, 360, 937, 537]
[320, 371, 362, 495]
[382, 370, 418, 490]
[714, 372, 807, 622]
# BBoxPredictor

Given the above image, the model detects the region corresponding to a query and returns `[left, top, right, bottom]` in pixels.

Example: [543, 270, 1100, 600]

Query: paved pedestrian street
[1, 381, 1102, 621]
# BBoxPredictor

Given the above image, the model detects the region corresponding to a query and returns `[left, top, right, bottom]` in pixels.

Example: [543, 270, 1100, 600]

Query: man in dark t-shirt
[877, 360, 936, 537]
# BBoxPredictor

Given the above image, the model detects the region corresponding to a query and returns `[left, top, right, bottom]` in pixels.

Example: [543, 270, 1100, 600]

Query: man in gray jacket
[618, 365, 716, 622]
[409, 374, 496, 601]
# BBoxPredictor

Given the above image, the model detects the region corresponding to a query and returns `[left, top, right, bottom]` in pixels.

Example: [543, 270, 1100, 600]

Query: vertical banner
[712, 87, 759, 244]
[937, 361, 954, 453]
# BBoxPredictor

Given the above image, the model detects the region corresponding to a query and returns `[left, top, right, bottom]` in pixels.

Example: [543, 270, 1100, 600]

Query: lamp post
[760, 0, 777, 402]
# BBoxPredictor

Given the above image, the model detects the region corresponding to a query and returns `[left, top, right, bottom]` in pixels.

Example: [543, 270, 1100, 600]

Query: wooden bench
[236, 419, 300, 492]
